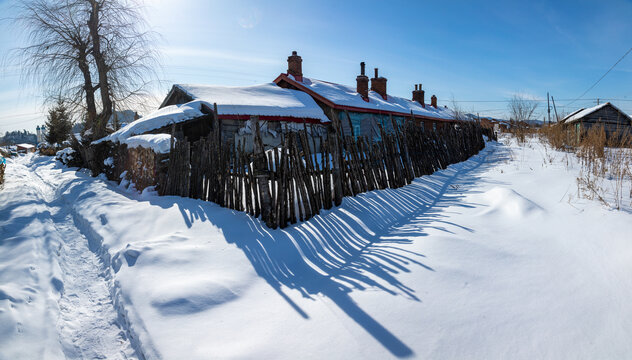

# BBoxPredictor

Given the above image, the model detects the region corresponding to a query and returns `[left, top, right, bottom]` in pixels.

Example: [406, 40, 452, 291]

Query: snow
[174, 83, 330, 123]
[293, 77, 457, 120]
[95, 100, 206, 144]
[1, 136, 632, 359]
[123, 134, 173, 154]
[55, 147, 75, 165]
[17, 143, 35, 149]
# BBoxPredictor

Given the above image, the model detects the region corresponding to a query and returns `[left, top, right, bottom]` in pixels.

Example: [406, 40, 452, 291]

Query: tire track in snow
[18, 155, 138, 359]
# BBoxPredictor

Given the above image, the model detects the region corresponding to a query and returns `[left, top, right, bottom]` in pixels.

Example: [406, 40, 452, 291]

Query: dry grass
[536, 124, 632, 210]
[508, 122, 538, 144]
[0, 163, 4, 186]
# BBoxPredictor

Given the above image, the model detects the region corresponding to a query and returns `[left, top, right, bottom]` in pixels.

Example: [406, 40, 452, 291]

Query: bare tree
[508, 94, 539, 123]
[450, 95, 467, 121]
[13, 0, 98, 127]
[13, 0, 159, 140]
[507, 94, 539, 143]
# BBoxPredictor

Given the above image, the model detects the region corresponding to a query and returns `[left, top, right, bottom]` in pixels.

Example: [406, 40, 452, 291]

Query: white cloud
[161, 46, 277, 65]
[238, 7, 261, 29]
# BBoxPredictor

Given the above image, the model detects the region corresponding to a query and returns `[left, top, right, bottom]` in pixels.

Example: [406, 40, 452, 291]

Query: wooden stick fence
[160, 120, 491, 229]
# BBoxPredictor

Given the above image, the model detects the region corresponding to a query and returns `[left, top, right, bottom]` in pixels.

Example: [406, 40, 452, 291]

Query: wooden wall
[576, 105, 632, 136]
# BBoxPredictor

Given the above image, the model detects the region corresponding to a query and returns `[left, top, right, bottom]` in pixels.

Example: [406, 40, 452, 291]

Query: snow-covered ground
[1, 136, 631, 359]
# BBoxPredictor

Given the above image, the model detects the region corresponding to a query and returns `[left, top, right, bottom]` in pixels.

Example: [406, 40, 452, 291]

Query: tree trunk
[87, 0, 113, 139]
[77, 50, 97, 132]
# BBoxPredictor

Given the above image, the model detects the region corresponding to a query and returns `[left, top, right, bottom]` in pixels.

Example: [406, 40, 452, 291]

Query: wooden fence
[160, 119, 491, 229]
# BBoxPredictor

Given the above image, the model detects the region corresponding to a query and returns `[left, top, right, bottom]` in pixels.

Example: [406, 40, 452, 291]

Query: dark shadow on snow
[31, 142, 511, 358]
[156, 142, 509, 357]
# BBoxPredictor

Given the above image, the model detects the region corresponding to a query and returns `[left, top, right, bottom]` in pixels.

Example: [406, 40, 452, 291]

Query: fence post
[253, 118, 274, 228]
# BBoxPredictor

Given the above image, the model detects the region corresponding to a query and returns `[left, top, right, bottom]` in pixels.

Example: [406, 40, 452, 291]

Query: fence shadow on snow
[159, 140, 510, 358]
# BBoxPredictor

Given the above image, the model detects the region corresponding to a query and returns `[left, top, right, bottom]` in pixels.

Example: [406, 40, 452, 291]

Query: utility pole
[552, 96, 559, 122]
[547, 92, 551, 125]
[597, 98, 600, 105]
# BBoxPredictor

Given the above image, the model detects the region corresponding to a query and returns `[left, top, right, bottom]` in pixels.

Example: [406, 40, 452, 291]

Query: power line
[443, 98, 632, 103]
[566, 47, 632, 107]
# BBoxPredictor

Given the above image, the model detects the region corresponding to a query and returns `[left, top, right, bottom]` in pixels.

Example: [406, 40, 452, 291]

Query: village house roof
[95, 100, 208, 144]
[274, 73, 457, 121]
[162, 83, 330, 123]
[96, 82, 330, 145]
[562, 102, 632, 124]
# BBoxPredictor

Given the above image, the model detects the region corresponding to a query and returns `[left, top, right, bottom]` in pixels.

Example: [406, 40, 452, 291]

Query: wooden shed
[16, 143, 36, 153]
[562, 102, 632, 139]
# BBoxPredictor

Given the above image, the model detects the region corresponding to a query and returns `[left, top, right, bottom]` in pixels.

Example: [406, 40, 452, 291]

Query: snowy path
[0, 154, 137, 359]
[2, 138, 632, 359]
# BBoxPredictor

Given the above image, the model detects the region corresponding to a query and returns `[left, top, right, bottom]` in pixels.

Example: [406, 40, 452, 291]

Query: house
[100, 82, 330, 153]
[274, 51, 459, 139]
[16, 143, 36, 153]
[562, 102, 632, 139]
[108, 110, 140, 131]
[97, 51, 466, 152]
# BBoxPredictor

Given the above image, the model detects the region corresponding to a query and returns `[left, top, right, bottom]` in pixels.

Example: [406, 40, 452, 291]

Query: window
[353, 124, 361, 139]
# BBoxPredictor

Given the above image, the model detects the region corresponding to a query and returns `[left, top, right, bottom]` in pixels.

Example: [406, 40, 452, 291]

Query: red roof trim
[273, 73, 455, 123]
[274, 73, 338, 109]
[218, 114, 324, 124]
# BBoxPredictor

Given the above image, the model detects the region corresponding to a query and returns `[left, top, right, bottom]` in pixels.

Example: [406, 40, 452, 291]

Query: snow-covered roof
[279, 75, 457, 120]
[94, 100, 207, 144]
[562, 102, 632, 124]
[123, 134, 173, 154]
[17, 143, 35, 149]
[172, 83, 329, 122]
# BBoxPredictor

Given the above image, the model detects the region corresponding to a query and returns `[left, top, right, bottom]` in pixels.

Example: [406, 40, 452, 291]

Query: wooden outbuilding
[16, 143, 36, 153]
[562, 102, 632, 139]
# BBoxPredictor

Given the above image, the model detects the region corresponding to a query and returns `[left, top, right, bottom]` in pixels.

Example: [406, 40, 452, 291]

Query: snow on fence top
[123, 134, 173, 154]
[94, 100, 207, 144]
[286, 76, 457, 120]
[173, 83, 330, 123]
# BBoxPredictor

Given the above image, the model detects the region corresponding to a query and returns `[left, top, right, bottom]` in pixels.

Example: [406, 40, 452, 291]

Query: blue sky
[1, 0, 632, 133]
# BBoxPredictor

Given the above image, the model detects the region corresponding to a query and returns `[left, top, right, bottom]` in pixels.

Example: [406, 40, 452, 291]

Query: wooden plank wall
[160, 117, 493, 229]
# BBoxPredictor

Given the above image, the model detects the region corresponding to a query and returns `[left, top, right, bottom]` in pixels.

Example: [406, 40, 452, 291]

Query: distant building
[108, 110, 140, 131]
[562, 102, 632, 138]
[17, 143, 36, 153]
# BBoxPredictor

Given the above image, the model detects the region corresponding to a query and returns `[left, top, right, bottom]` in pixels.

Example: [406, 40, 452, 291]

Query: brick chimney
[431, 95, 438, 108]
[412, 83, 425, 108]
[287, 51, 303, 82]
[370, 68, 387, 100]
[356, 62, 369, 100]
